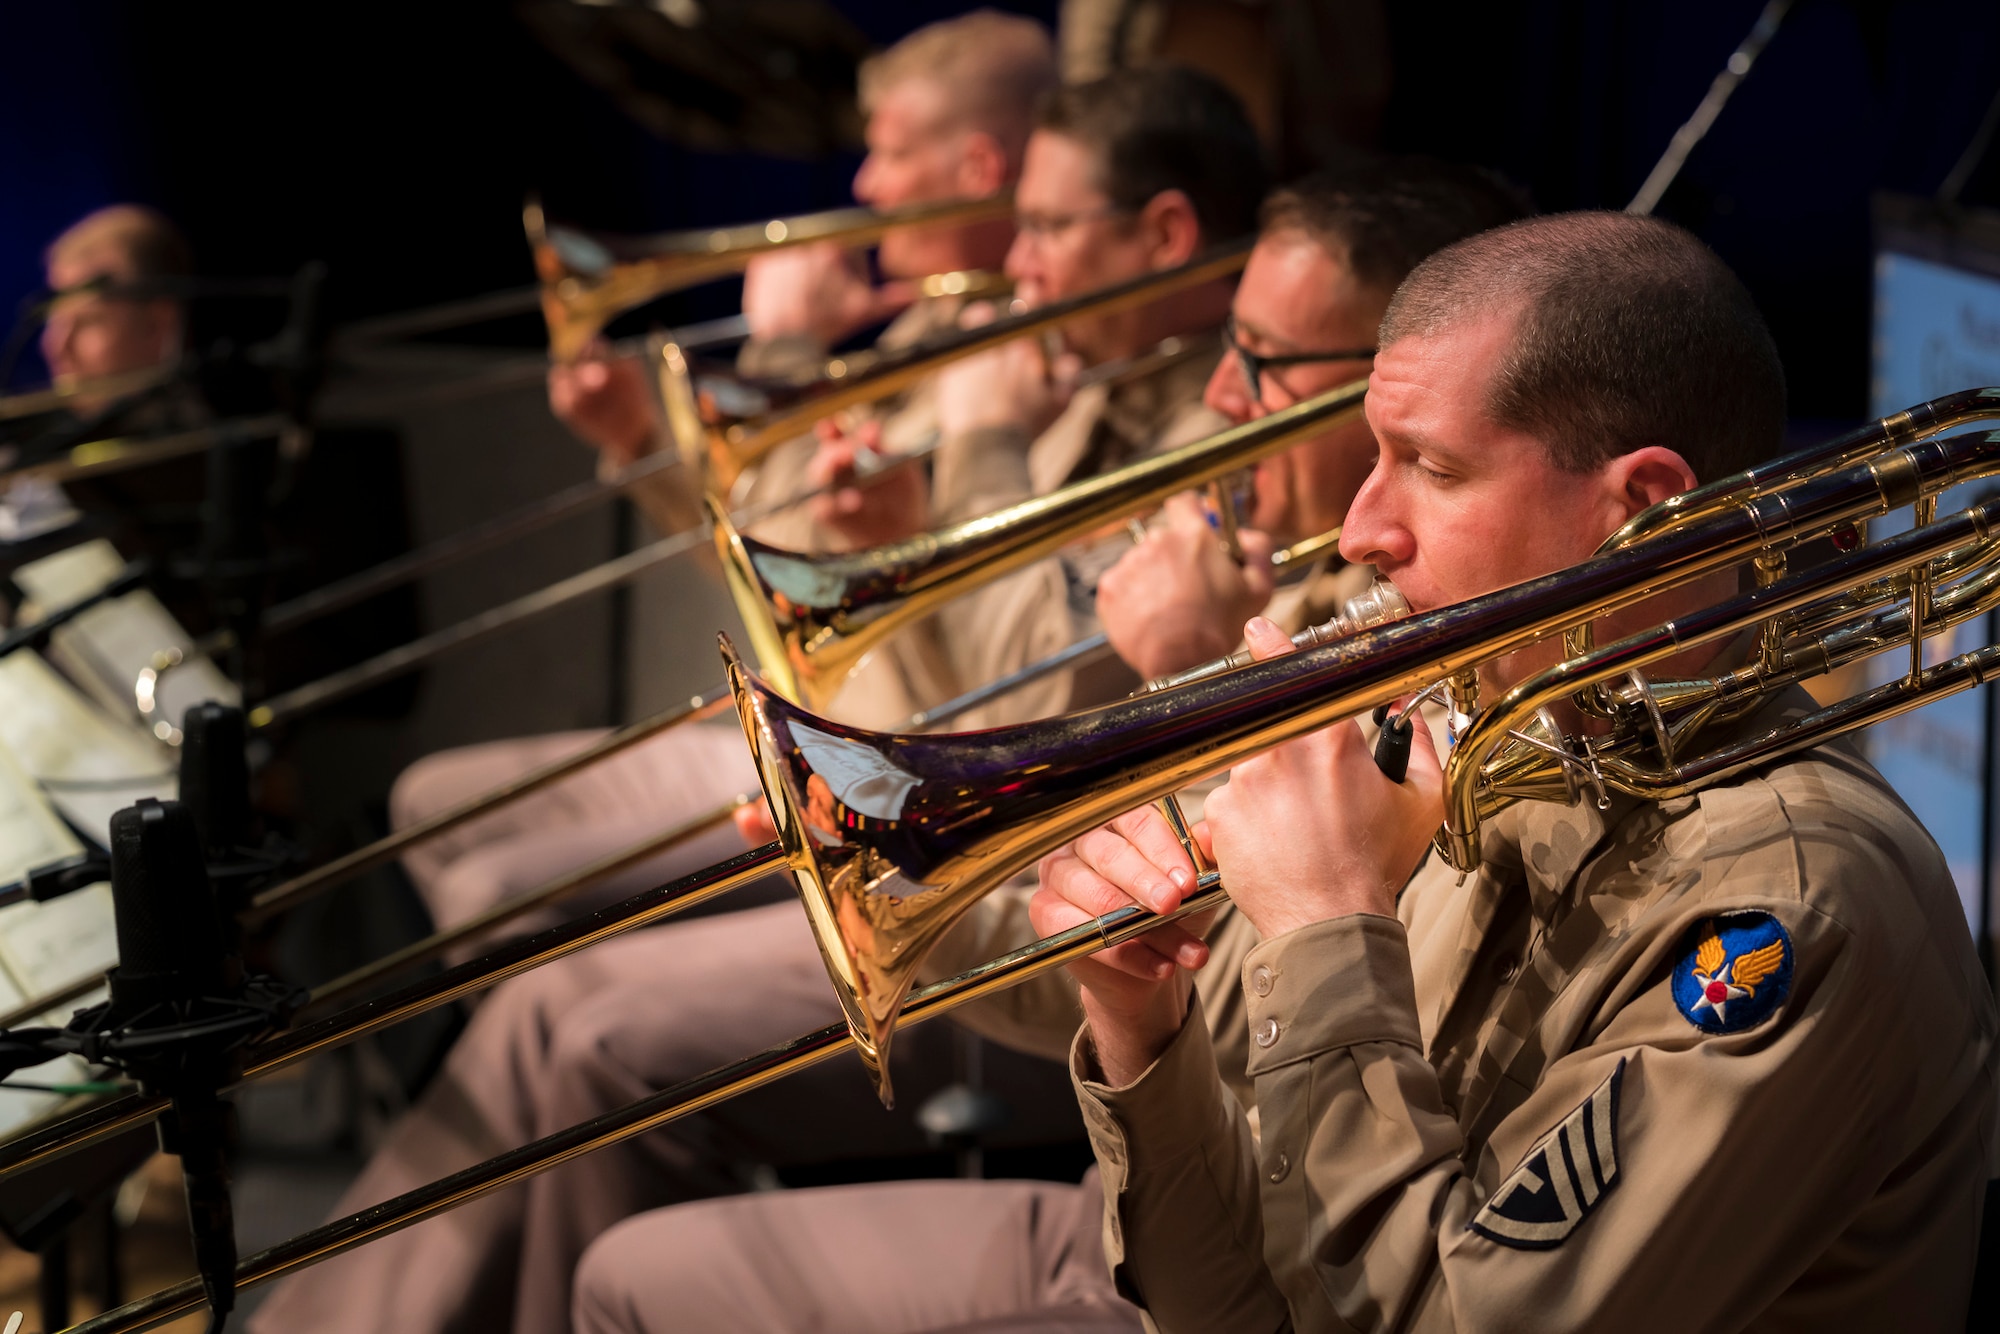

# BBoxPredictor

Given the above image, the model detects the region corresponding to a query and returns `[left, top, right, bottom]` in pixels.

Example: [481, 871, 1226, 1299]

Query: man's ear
[1139, 188, 1201, 269]
[955, 132, 1010, 197]
[1601, 446, 1698, 523]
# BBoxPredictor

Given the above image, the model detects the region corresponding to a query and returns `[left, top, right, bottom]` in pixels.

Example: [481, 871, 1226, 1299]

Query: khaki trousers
[250, 896, 1085, 1334]
[572, 1172, 1136, 1334]
[390, 721, 761, 941]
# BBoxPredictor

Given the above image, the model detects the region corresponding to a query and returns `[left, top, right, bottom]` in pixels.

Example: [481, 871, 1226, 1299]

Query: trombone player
[250, 53, 1273, 1334]
[570, 217, 1998, 1330]
[395, 9, 1061, 942]
[3, 205, 198, 544]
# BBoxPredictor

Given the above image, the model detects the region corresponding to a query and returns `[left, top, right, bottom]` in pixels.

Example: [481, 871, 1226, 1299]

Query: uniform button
[1249, 964, 1274, 997]
[1254, 1017, 1280, 1048]
[1496, 954, 1520, 983]
[1268, 1151, 1290, 1184]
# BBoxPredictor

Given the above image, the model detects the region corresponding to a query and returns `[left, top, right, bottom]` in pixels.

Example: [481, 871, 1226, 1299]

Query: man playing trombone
[2, 206, 199, 546]
[569, 216, 1997, 1331]
[249, 44, 1276, 1334]
[392, 10, 1061, 944]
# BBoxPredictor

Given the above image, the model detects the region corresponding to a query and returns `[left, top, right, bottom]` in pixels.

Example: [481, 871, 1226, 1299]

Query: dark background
[4, 0, 2000, 430]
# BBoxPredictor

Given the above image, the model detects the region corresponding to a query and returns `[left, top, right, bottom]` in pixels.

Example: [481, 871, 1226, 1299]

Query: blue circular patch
[1669, 911, 1794, 1034]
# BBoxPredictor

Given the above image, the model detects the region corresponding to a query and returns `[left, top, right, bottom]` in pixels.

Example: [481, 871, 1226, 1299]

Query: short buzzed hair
[1035, 66, 1268, 242]
[46, 204, 193, 291]
[1261, 158, 1532, 301]
[1380, 212, 1785, 482]
[859, 10, 1057, 162]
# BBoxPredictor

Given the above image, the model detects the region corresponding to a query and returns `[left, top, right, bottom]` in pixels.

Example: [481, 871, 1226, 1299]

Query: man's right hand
[742, 243, 916, 348]
[547, 347, 658, 470]
[1032, 806, 1214, 1085]
[1098, 493, 1277, 680]
[807, 418, 930, 549]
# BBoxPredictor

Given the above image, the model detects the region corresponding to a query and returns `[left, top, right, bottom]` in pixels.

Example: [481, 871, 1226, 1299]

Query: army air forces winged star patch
[1669, 911, 1794, 1035]
[1470, 1060, 1625, 1250]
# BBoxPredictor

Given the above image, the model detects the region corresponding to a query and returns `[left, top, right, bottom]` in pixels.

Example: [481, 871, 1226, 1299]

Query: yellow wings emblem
[1694, 926, 1726, 978]
[1730, 940, 1787, 994]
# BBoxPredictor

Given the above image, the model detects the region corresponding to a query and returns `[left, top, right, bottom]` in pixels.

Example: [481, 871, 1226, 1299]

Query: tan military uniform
[251, 330, 1227, 1334]
[392, 299, 956, 934]
[1075, 688, 2000, 1332]
[569, 690, 1997, 1332]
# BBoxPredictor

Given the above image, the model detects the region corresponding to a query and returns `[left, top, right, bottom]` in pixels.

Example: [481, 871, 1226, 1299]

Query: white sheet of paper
[0, 652, 174, 846]
[0, 882, 119, 998]
[10, 538, 124, 607]
[0, 763, 113, 1142]
[12, 537, 240, 729]
[0, 744, 84, 885]
[0, 958, 109, 1143]
[51, 592, 241, 725]
[0, 936, 90, 1138]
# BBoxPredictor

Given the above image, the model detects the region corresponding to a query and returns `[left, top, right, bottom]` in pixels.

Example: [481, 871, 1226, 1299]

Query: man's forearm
[1081, 980, 1192, 1087]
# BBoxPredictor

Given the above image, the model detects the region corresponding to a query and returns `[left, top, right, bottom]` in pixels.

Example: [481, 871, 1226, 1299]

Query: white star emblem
[1689, 963, 1749, 1023]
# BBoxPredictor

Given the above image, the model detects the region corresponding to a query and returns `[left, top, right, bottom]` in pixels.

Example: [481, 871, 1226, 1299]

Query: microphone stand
[0, 800, 303, 1332]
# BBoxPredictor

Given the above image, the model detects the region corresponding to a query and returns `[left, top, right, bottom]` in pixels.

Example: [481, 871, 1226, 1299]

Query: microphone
[106, 800, 243, 1331]
[0, 796, 302, 1329]
[107, 799, 235, 1009]
[179, 700, 250, 862]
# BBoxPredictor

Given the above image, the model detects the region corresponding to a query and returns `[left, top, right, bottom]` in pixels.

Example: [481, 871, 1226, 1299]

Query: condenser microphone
[177, 703, 250, 861]
[104, 798, 247, 1330]
[107, 799, 235, 1010]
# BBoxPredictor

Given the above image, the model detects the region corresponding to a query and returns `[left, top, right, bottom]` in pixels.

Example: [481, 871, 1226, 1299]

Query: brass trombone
[37, 388, 2000, 1332]
[241, 375, 1359, 931]
[529, 194, 1015, 364]
[241, 244, 1251, 731]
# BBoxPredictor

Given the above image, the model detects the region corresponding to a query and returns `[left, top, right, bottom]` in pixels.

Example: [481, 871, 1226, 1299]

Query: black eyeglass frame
[1224, 314, 1375, 406]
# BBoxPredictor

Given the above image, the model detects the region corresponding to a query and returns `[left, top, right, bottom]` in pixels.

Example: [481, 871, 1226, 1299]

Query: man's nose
[1202, 350, 1255, 425]
[39, 312, 75, 370]
[852, 154, 884, 206]
[1336, 465, 1409, 568]
[1002, 231, 1036, 285]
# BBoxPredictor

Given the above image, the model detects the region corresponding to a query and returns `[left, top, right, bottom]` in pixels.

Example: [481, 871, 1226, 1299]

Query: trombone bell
[728, 635, 1058, 1106]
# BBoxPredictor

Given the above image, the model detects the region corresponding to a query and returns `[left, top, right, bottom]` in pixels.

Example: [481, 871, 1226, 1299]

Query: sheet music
[0, 754, 114, 1141]
[0, 941, 93, 1139]
[0, 743, 84, 885]
[0, 883, 119, 999]
[0, 652, 175, 847]
[54, 592, 241, 724]
[9, 537, 123, 607]
[12, 537, 240, 729]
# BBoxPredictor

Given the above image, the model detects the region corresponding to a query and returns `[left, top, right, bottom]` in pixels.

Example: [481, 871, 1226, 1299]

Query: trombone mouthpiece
[1139, 578, 1409, 694]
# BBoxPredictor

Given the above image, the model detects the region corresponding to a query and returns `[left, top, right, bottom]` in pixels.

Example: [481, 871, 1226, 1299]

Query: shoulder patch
[1669, 911, 1793, 1034]
[1470, 1059, 1624, 1250]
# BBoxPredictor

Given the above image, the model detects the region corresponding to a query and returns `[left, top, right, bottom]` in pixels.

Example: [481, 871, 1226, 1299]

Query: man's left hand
[1202, 617, 1445, 937]
[807, 418, 930, 549]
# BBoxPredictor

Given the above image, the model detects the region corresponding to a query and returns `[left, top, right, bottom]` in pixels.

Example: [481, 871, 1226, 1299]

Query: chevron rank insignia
[1669, 911, 1794, 1035]
[1470, 1060, 1624, 1250]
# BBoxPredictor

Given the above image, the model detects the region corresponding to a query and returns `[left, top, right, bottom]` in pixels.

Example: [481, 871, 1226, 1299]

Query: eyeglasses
[1012, 204, 1131, 243]
[1224, 314, 1375, 407]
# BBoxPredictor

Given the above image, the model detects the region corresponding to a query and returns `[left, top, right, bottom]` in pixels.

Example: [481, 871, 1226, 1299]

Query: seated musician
[4, 206, 196, 543]
[28, 204, 192, 425]
[565, 215, 1998, 1331]
[392, 9, 1060, 940]
[248, 47, 1276, 1334]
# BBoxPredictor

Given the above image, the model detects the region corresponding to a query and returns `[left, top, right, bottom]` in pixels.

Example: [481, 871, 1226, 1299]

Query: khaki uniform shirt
[924, 554, 1379, 1064]
[1070, 688, 2000, 1332]
[852, 350, 1225, 731]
